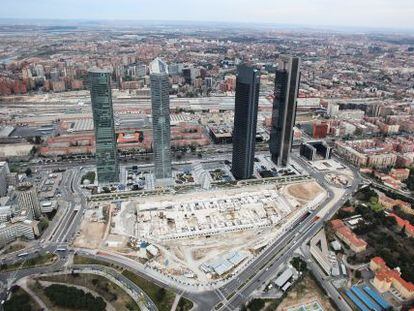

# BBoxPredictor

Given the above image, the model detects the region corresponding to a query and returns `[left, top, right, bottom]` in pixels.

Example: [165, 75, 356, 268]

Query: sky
[1, 0, 414, 30]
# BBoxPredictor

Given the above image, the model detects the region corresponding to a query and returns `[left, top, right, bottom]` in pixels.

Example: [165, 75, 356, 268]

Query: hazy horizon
[1, 0, 414, 31]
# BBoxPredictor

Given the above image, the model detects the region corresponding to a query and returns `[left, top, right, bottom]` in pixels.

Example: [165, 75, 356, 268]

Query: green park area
[334, 186, 414, 283]
[121, 269, 177, 311]
[73, 254, 115, 268]
[73, 254, 193, 311]
[81, 171, 96, 184]
[0, 253, 57, 272]
[38, 273, 138, 310]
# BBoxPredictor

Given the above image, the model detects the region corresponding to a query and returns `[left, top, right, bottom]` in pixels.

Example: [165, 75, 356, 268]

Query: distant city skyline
[1, 0, 414, 30]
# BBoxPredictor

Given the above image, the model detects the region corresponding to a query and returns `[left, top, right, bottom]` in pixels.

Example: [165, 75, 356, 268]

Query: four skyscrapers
[89, 55, 300, 185]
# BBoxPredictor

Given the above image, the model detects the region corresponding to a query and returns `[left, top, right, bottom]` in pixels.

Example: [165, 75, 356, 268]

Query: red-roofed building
[312, 121, 329, 139]
[390, 168, 410, 181]
[370, 257, 414, 300]
[388, 213, 414, 238]
[330, 219, 367, 253]
[378, 192, 413, 215]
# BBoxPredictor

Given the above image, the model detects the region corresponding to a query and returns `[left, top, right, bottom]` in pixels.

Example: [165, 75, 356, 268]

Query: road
[1, 153, 361, 311]
[62, 264, 157, 311]
[213, 154, 360, 311]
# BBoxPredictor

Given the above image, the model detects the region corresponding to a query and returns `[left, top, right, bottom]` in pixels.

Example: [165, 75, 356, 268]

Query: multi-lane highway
[0, 153, 361, 311]
[211, 154, 360, 310]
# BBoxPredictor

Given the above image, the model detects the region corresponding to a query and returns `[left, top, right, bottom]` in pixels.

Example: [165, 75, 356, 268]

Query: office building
[0, 220, 39, 247]
[149, 58, 168, 75]
[327, 102, 340, 117]
[269, 55, 301, 166]
[300, 141, 332, 161]
[168, 63, 183, 75]
[231, 65, 260, 180]
[312, 121, 329, 139]
[88, 68, 119, 184]
[0, 162, 10, 197]
[16, 182, 41, 219]
[182, 68, 192, 84]
[150, 61, 172, 185]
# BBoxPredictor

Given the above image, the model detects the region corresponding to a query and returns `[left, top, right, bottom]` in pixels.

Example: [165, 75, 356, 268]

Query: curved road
[1, 153, 362, 311]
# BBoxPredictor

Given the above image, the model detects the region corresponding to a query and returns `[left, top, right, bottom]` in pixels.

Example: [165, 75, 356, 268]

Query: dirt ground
[73, 221, 106, 249]
[284, 181, 324, 202]
[0, 240, 28, 255]
[151, 227, 281, 282]
[276, 273, 335, 311]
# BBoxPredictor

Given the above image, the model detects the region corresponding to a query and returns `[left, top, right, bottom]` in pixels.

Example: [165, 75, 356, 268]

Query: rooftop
[371, 256, 414, 292]
[88, 67, 111, 74]
[331, 219, 367, 248]
[389, 213, 414, 236]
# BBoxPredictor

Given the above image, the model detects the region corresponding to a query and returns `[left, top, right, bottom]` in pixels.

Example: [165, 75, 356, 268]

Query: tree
[24, 167, 32, 177]
[290, 257, 307, 272]
[38, 218, 49, 233]
[247, 299, 265, 311]
[355, 187, 377, 202]
[34, 136, 42, 144]
[399, 225, 407, 237]
[156, 287, 166, 301]
[406, 168, 414, 191]
[3, 288, 32, 311]
[44, 284, 106, 311]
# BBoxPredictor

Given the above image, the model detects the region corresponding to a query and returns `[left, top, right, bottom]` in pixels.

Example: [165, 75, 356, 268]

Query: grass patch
[1, 243, 26, 255]
[73, 254, 125, 271]
[38, 273, 138, 311]
[243, 298, 281, 311]
[0, 253, 57, 272]
[73, 255, 193, 310]
[4, 286, 40, 311]
[73, 254, 113, 267]
[122, 269, 176, 311]
[81, 171, 96, 184]
[177, 297, 193, 311]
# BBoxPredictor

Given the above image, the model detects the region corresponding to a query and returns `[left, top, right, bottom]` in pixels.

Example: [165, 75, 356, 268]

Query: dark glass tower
[231, 65, 260, 180]
[269, 55, 301, 166]
[150, 73, 172, 184]
[88, 68, 119, 184]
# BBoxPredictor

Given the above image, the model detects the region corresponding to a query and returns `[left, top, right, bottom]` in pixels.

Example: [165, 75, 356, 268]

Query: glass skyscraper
[269, 55, 301, 167]
[150, 72, 172, 184]
[231, 65, 260, 180]
[88, 68, 119, 184]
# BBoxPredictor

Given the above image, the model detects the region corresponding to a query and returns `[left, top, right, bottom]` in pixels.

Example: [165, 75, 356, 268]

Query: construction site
[74, 179, 327, 283]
